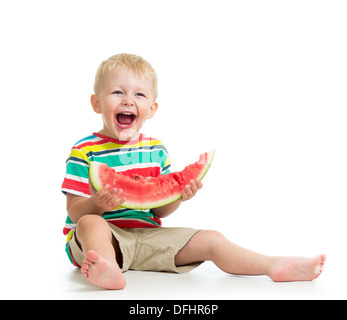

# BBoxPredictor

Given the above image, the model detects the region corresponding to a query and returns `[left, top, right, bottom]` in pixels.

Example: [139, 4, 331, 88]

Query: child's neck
[97, 129, 141, 142]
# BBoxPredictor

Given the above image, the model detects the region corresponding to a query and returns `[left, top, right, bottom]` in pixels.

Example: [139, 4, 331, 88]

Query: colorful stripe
[61, 132, 171, 237]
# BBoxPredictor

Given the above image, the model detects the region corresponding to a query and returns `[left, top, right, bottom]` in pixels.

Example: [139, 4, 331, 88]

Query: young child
[61, 53, 326, 290]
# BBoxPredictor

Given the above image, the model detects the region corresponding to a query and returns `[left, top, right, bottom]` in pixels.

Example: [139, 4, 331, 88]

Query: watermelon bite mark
[89, 150, 215, 210]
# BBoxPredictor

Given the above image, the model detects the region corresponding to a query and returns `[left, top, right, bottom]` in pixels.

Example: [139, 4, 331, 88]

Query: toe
[86, 250, 100, 263]
[321, 254, 327, 264]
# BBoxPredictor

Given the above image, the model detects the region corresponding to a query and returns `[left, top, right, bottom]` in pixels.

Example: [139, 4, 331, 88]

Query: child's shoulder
[71, 133, 101, 149]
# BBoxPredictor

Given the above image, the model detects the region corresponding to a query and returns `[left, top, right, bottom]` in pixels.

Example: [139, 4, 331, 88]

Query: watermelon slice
[89, 150, 215, 209]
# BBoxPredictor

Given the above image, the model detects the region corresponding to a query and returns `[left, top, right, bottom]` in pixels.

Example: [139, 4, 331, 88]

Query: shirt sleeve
[61, 147, 91, 197]
[161, 153, 171, 175]
[157, 141, 171, 175]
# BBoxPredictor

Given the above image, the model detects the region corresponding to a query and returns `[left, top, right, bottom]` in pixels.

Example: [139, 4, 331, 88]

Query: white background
[0, 0, 346, 299]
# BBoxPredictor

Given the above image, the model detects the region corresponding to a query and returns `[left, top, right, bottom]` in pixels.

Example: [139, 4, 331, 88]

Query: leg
[175, 230, 326, 282]
[75, 215, 126, 289]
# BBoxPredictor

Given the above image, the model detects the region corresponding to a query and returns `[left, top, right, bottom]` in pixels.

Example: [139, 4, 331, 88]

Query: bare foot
[81, 250, 126, 290]
[268, 254, 326, 282]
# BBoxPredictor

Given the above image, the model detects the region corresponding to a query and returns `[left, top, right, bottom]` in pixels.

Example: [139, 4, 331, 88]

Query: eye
[135, 93, 145, 97]
[112, 90, 123, 95]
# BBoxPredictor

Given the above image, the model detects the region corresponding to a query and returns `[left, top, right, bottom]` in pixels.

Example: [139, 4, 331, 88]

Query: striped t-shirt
[61, 132, 171, 238]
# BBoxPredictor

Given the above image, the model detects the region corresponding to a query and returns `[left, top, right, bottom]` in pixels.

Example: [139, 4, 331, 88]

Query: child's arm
[152, 179, 202, 218]
[66, 183, 126, 223]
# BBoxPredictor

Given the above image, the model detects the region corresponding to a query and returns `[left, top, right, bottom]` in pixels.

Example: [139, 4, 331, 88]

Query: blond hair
[93, 53, 158, 100]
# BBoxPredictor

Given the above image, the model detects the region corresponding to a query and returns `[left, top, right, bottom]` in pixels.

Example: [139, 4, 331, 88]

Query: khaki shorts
[67, 224, 203, 274]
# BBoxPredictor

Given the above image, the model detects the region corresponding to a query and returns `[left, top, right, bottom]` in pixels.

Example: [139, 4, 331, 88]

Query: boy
[61, 53, 326, 290]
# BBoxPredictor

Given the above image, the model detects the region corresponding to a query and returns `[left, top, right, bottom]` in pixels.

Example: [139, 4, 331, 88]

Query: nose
[122, 94, 134, 106]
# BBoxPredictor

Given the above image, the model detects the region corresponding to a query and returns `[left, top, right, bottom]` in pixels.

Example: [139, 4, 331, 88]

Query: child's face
[91, 66, 158, 141]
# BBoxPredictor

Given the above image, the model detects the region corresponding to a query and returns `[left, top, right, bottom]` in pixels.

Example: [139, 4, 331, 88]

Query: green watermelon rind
[197, 149, 215, 181]
[89, 161, 104, 192]
[89, 150, 215, 210]
[125, 193, 182, 210]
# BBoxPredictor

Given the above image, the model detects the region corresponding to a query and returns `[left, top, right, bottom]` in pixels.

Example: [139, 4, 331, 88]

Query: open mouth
[116, 112, 136, 127]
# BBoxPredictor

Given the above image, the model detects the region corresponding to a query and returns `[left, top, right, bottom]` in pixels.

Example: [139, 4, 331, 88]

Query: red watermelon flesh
[89, 150, 215, 209]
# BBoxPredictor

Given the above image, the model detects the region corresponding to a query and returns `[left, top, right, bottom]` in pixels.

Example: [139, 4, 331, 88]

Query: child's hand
[181, 179, 203, 202]
[89, 180, 126, 212]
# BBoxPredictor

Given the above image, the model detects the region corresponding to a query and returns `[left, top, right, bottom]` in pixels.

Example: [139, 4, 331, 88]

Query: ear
[91, 94, 102, 114]
[147, 102, 158, 119]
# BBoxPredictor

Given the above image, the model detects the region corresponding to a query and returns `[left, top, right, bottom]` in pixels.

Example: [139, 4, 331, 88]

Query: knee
[199, 230, 225, 242]
[197, 230, 226, 258]
[76, 214, 107, 233]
